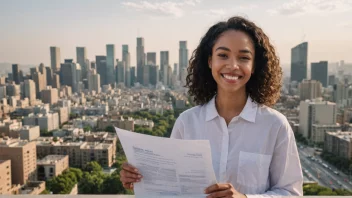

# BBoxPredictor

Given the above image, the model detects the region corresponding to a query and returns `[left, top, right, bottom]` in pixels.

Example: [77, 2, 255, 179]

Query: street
[298, 144, 352, 191]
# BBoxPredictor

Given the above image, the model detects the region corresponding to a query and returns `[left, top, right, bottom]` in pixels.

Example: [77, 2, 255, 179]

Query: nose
[228, 58, 240, 70]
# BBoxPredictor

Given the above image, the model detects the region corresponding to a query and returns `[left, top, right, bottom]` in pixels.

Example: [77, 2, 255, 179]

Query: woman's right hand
[119, 162, 143, 189]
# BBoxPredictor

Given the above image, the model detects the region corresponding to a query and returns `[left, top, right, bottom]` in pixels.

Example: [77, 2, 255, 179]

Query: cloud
[121, 0, 202, 18]
[268, 0, 352, 16]
[194, 4, 257, 17]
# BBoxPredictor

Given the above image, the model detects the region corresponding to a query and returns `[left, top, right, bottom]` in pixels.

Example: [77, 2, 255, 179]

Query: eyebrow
[215, 47, 253, 55]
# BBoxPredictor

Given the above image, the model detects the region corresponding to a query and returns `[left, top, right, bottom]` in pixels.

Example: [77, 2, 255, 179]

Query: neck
[215, 88, 247, 124]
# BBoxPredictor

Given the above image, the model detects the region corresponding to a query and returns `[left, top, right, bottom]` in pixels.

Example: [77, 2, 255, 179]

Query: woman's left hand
[204, 183, 247, 198]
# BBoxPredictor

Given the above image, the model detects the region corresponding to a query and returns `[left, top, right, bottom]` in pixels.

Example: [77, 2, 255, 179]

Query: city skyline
[1, 0, 352, 67]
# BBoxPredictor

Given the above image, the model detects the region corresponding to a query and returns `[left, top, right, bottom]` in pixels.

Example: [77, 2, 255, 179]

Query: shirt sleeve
[246, 120, 304, 198]
[170, 115, 185, 139]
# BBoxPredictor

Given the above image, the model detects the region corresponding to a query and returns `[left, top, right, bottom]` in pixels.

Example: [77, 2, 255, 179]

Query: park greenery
[303, 184, 352, 195]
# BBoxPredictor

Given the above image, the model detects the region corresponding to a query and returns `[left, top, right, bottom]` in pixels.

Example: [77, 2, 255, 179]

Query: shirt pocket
[237, 151, 272, 187]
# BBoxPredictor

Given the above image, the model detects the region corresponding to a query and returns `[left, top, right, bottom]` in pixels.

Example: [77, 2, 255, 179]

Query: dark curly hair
[186, 16, 282, 107]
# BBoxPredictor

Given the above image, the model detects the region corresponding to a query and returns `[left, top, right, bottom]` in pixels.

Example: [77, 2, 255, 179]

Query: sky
[0, 0, 352, 70]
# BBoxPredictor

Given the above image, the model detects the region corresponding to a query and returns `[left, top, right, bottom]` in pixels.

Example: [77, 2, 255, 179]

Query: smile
[221, 74, 243, 81]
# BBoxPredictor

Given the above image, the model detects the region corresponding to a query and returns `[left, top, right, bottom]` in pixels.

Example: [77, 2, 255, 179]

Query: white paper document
[115, 127, 217, 198]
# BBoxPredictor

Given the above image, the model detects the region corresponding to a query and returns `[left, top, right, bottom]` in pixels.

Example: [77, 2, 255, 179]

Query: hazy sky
[1, 0, 352, 68]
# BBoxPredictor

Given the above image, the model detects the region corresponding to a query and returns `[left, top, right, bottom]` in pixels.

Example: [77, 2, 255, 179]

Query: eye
[218, 53, 228, 58]
[240, 57, 250, 61]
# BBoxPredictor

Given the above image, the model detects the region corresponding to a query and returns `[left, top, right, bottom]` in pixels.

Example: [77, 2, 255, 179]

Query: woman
[120, 16, 303, 198]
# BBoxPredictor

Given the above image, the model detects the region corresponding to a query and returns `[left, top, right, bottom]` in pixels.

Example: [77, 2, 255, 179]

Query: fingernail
[137, 179, 140, 182]
[138, 175, 142, 178]
[134, 169, 138, 172]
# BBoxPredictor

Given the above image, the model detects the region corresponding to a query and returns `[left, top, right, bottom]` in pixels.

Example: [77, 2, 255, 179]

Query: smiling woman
[119, 16, 303, 198]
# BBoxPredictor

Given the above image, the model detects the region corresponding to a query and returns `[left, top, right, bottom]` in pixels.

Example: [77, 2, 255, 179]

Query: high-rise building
[116, 61, 125, 84]
[24, 79, 36, 104]
[143, 65, 150, 86]
[39, 64, 47, 89]
[137, 38, 145, 84]
[299, 99, 336, 139]
[23, 112, 59, 131]
[174, 63, 178, 76]
[106, 44, 116, 85]
[41, 87, 59, 105]
[45, 67, 53, 86]
[60, 59, 80, 93]
[90, 61, 96, 70]
[149, 65, 159, 86]
[50, 46, 61, 71]
[0, 159, 12, 194]
[130, 67, 136, 86]
[147, 52, 156, 65]
[167, 65, 172, 87]
[122, 45, 131, 87]
[76, 47, 87, 80]
[6, 83, 21, 100]
[311, 61, 328, 87]
[96, 56, 107, 86]
[88, 69, 101, 93]
[298, 80, 322, 101]
[12, 64, 20, 84]
[160, 51, 169, 86]
[179, 41, 188, 79]
[291, 42, 308, 83]
[52, 74, 60, 89]
[0, 85, 6, 100]
[0, 140, 37, 185]
[329, 75, 336, 86]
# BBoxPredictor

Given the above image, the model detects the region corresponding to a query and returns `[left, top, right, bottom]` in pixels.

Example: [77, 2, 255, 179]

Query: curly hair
[186, 16, 282, 107]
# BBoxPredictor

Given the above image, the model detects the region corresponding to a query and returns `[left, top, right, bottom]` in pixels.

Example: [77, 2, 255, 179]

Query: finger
[121, 177, 140, 183]
[121, 170, 143, 179]
[123, 183, 133, 189]
[122, 162, 140, 174]
[205, 183, 231, 194]
[206, 189, 232, 198]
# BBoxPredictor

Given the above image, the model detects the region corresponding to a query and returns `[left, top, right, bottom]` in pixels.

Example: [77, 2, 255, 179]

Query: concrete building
[149, 65, 159, 86]
[23, 113, 59, 131]
[0, 85, 6, 100]
[45, 67, 53, 86]
[116, 61, 125, 84]
[179, 41, 188, 79]
[311, 61, 328, 87]
[0, 119, 22, 137]
[36, 141, 114, 168]
[311, 124, 341, 143]
[41, 87, 58, 105]
[130, 67, 136, 86]
[299, 99, 337, 140]
[0, 139, 37, 185]
[325, 131, 352, 160]
[97, 116, 134, 131]
[52, 74, 60, 89]
[24, 79, 36, 104]
[32, 71, 45, 98]
[136, 37, 145, 84]
[329, 75, 336, 86]
[38, 64, 47, 89]
[298, 79, 322, 101]
[50, 46, 61, 71]
[160, 51, 169, 86]
[291, 42, 308, 83]
[6, 83, 20, 100]
[0, 159, 12, 194]
[106, 44, 116, 85]
[143, 64, 149, 86]
[9, 126, 41, 141]
[37, 155, 69, 181]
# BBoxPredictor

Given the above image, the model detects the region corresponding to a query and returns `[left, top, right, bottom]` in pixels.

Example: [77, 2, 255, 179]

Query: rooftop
[37, 155, 67, 165]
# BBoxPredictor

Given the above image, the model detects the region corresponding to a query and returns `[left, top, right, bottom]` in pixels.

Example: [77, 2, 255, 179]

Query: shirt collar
[205, 95, 258, 123]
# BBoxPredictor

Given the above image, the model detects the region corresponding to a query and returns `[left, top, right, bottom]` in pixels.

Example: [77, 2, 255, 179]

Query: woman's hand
[204, 183, 247, 198]
[119, 162, 143, 189]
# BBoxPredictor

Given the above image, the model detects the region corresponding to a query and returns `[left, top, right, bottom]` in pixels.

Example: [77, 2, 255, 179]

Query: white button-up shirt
[170, 96, 303, 197]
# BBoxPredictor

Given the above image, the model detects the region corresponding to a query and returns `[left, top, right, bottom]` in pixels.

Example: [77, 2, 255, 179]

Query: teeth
[223, 74, 239, 80]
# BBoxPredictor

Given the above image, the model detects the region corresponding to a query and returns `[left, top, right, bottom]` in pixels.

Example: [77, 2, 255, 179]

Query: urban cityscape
[1, 0, 352, 196]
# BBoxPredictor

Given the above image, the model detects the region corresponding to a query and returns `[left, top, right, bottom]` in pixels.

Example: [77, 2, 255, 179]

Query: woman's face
[209, 30, 255, 95]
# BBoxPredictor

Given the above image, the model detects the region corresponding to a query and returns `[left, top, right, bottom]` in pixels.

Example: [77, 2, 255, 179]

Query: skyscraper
[160, 51, 169, 86]
[130, 67, 136, 86]
[143, 65, 150, 86]
[12, 64, 19, 84]
[137, 38, 145, 84]
[24, 79, 36, 104]
[52, 74, 60, 89]
[149, 65, 159, 86]
[311, 61, 328, 87]
[32, 71, 45, 98]
[291, 42, 308, 83]
[60, 59, 80, 93]
[298, 79, 322, 101]
[50, 46, 61, 71]
[106, 44, 116, 85]
[122, 45, 131, 87]
[39, 63, 47, 89]
[179, 41, 188, 79]
[147, 52, 156, 65]
[46, 66, 53, 86]
[88, 69, 101, 93]
[76, 47, 87, 80]
[96, 56, 107, 86]
[116, 61, 125, 84]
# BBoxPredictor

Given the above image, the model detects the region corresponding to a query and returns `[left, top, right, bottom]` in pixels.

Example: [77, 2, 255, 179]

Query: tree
[53, 137, 58, 142]
[84, 161, 102, 173]
[101, 174, 125, 194]
[83, 126, 92, 132]
[79, 172, 106, 194]
[105, 126, 115, 133]
[69, 168, 83, 181]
